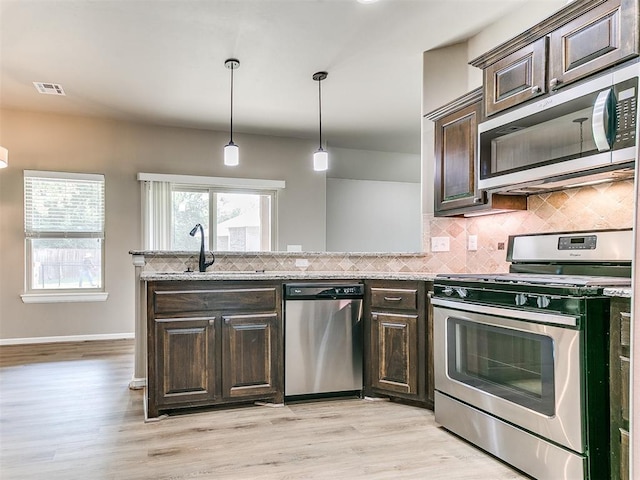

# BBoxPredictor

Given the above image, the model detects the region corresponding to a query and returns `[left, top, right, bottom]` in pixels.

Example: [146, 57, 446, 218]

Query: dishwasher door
[285, 298, 363, 396]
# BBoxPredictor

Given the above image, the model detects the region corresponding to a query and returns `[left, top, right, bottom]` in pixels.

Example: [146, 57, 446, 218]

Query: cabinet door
[371, 312, 418, 395]
[434, 100, 482, 214]
[609, 298, 632, 480]
[549, 0, 638, 90]
[153, 317, 217, 408]
[221, 313, 280, 400]
[484, 37, 547, 116]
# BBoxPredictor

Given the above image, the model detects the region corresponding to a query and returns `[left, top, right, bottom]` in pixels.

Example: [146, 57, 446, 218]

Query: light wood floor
[0, 339, 529, 480]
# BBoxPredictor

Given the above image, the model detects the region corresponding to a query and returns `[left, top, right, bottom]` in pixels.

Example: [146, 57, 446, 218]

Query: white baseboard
[0, 332, 135, 346]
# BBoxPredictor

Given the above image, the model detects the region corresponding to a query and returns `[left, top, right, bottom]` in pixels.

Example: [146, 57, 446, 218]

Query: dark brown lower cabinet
[610, 296, 631, 480]
[222, 313, 281, 401]
[371, 312, 418, 394]
[154, 317, 217, 409]
[147, 281, 283, 418]
[364, 280, 433, 408]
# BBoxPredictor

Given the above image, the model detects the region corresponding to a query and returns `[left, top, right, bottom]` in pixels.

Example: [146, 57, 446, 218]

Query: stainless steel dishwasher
[284, 283, 364, 398]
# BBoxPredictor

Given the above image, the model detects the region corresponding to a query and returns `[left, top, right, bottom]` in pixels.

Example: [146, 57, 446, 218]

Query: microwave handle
[592, 88, 613, 152]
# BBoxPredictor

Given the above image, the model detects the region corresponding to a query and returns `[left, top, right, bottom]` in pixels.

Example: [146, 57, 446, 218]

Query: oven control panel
[558, 235, 596, 250]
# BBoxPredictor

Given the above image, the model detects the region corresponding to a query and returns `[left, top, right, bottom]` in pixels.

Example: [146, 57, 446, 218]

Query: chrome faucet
[189, 224, 215, 272]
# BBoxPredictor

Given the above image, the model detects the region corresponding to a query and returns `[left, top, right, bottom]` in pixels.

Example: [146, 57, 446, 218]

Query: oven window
[447, 318, 555, 416]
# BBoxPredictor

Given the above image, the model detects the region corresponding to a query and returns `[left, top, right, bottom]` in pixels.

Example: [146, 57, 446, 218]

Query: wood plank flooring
[0, 340, 528, 480]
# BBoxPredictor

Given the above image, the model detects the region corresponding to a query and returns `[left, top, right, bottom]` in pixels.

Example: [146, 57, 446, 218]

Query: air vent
[33, 82, 65, 96]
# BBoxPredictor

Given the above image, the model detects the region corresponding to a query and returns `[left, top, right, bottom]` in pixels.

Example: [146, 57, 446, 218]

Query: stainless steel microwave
[478, 62, 639, 194]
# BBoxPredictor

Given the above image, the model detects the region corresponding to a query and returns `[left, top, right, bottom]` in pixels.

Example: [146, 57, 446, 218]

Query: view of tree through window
[172, 190, 209, 250]
[171, 187, 273, 252]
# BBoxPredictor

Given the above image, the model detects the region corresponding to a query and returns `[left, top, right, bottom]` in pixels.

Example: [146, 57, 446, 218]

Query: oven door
[432, 298, 584, 453]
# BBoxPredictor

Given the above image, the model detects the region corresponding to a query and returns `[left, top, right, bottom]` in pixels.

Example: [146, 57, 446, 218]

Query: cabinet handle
[531, 85, 541, 94]
[384, 296, 403, 302]
[550, 78, 561, 90]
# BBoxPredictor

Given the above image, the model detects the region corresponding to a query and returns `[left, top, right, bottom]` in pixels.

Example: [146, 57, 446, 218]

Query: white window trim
[24, 170, 104, 182]
[23, 170, 107, 301]
[21, 292, 109, 304]
[137, 172, 285, 190]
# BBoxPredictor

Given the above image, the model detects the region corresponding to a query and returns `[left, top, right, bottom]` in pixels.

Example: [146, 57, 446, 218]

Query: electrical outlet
[295, 258, 309, 268]
[431, 236, 450, 252]
[468, 235, 478, 251]
[498, 242, 505, 250]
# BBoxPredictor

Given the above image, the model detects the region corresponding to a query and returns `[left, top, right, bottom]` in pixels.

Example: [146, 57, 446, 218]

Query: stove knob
[515, 293, 528, 306]
[536, 296, 551, 308]
[443, 287, 453, 296]
[455, 288, 468, 298]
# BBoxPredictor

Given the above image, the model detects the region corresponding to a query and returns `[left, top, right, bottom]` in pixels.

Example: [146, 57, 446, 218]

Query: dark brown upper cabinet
[549, 0, 638, 89]
[428, 89, 483, 214]
[484, 38, 547, 117]
[426, 88, 527, 217]
[471, 0, 639, 117]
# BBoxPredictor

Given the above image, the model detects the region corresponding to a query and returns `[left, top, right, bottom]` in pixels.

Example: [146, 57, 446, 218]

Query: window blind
[24, 171, 105, 238]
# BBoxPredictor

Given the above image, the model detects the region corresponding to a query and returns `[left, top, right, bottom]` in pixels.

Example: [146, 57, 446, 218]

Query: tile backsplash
[136, 251, 430, 274]
[424, 180, 635, 274]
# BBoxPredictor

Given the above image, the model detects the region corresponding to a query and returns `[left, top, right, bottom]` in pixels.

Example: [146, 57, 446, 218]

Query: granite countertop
[141, 270, 437, 282]
[139, 272, 632, 294]
[603, 287, 632, 298]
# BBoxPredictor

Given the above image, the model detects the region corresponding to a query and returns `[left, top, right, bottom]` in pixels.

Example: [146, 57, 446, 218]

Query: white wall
[326, 178, 421, 252]
[0, 108, 326, 341]
[329, 147, 420, 183]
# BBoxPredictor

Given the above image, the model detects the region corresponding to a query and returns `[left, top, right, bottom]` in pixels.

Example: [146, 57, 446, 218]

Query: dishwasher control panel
[284, 283, 364, 299]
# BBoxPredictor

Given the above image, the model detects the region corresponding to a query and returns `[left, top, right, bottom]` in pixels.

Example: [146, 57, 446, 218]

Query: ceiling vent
[33, 82, 65, 96]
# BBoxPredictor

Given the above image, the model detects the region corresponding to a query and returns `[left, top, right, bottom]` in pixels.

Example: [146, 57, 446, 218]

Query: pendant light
[0, 146, 7, 168]
[224, 58, 240, 166]
[312, 71, 329, 172]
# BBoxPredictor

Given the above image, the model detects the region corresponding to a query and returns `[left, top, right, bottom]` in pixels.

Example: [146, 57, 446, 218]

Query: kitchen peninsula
[131, 250, 436, 419]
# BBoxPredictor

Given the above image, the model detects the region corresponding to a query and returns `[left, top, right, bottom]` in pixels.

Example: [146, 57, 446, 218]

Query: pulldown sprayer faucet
[189, 224, 215, 272]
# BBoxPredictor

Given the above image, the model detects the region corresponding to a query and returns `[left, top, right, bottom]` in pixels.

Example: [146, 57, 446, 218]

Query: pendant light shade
[224, 58, 240, 166]
[0, 146, 7, 169]
[313, 148, 328, 171]
[224, 142, 239, 166]
[312, 71, 328, 172]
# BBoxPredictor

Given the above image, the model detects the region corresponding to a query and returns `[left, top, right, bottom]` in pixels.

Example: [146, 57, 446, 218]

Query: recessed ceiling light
[357, 0, 379, 4]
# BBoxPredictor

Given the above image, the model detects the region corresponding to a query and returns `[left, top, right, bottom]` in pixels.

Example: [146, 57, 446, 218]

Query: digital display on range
[558, 235, 597, 250]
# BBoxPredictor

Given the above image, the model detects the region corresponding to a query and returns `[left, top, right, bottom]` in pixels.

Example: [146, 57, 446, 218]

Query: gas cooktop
[437, 229, 632, 290]
[436, 273, 631, 288]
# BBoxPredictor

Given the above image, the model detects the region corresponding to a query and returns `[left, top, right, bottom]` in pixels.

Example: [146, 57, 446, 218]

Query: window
[24, 171, 105, 293]
[138, 173, 284, 252]
[172, 187, 273, 251]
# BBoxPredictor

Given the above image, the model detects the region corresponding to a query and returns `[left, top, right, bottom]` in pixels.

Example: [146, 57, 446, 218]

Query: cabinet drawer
[370, 288, 418, 311]
[154, 287, 278, 315]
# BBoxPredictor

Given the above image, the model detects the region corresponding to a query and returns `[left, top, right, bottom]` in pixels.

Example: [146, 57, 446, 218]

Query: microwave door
[482, 99, 603, 181]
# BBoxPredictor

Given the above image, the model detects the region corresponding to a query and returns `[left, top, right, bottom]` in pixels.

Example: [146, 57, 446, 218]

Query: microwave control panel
[614, 77, 637, 149]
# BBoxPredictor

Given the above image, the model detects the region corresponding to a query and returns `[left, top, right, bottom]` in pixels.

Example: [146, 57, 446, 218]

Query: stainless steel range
[432, 229, 632, 480]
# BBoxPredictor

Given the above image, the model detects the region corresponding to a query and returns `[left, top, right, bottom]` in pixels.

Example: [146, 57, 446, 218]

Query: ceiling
[1, 0, 532, 154]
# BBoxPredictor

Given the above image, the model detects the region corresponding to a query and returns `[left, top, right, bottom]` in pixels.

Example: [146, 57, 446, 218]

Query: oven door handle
[431, 297, 578, 327]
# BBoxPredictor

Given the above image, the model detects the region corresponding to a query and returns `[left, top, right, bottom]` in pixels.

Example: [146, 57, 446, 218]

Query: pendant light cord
[317, 77, 322, 149]
[229, 64, 234, 144]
